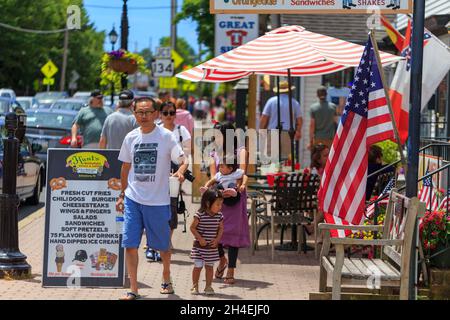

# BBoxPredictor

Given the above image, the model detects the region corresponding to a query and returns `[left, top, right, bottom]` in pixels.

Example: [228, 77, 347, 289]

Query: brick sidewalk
[0, 190, 320, 300]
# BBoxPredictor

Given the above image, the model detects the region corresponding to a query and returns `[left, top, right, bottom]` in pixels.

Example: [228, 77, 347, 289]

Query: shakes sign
[210, 0, 412, 14]
[215, 14, 259, 56]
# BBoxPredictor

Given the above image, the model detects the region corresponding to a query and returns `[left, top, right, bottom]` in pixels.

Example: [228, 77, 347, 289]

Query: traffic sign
[159, 77, 178, 89]
[41, 60, 59, 78]
[43, 77, 55, 85]
[152, 59, 174, 77]
[171, 50, 184, 69]
[155, 47, 171, 58]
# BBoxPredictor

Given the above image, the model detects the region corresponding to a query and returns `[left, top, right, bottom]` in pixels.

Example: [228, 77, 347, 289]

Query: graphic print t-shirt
[118, 126, 184, 205]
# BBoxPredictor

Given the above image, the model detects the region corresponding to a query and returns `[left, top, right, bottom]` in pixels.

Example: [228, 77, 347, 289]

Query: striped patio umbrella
[177, 25, 402, 170]
[176, 25, 402, 82]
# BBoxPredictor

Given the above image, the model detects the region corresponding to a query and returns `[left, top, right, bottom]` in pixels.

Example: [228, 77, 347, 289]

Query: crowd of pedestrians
[65, 85, 341, 299]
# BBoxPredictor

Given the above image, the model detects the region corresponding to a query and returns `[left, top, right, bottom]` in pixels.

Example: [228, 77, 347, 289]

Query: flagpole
[369, 30, 407, 170]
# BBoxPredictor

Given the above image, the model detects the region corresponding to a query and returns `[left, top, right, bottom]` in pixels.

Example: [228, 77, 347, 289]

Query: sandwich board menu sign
[42, 149, 125, 287]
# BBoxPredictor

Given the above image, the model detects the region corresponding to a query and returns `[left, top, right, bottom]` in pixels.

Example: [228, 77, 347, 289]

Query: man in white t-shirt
[116, 97, 187, 299]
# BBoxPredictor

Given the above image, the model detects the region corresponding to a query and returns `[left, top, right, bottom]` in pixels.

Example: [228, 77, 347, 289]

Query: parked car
[0, 97, 24, 124]
[131, 90, 157, 99]
[72, 91, 91, 103]
[103, 95, 119, 110]
[34, 91, 69, 105]
[0, 88, 16, 101]
[0, 123, 45, 205]
[25, 109, 82, 165]
[49, 98, 86, 112]
[16, 96, 39, 110]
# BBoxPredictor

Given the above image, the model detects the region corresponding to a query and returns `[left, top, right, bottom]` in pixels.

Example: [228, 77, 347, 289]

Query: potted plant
[100, 50, 149, 93]
[420, 210, 450, 268]
[104, 49, 140, 74]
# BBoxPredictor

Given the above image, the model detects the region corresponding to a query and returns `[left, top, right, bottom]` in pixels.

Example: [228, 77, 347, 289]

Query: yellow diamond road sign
[171, 50, 184, 69]
[41, 60, 59, 78]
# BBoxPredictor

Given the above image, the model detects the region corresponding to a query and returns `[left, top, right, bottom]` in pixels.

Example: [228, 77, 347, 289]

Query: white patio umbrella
[177, 25, 402, 170]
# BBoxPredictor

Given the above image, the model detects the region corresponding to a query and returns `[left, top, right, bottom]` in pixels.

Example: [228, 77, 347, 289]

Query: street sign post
[171, 50, 184, 69]
[152, 59, 174, 77]
[41, 60, 59, 92]
[155, 47, 172, 59]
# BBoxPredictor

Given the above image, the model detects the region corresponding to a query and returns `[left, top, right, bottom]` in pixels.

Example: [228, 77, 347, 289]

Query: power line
[85, 4, 182, 10]
[0, 21, 68, 34]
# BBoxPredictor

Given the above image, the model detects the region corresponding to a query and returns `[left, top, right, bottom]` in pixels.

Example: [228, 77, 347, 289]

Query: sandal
[119, 292, 141, 300]
[223, 277, 235, 284]
[215, 263, 227, 279]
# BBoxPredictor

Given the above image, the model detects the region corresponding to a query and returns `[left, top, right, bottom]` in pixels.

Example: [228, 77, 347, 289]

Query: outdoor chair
[251, 171, 321, 260]
[318, 189, 425, 300]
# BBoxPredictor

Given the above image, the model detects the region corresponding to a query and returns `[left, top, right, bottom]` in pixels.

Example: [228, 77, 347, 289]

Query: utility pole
[60, 29, 69, 92]
[170, 0, 177, 96]
[171, 0, 177, 52]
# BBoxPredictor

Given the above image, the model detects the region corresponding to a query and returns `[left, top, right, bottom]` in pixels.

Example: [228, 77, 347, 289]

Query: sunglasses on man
[162, 111, 176, 117]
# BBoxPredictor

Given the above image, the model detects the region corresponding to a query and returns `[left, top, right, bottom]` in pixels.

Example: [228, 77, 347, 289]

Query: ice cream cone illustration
[55, 244, 65, 273]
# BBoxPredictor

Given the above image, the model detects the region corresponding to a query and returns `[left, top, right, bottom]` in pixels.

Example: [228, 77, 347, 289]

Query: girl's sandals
[215, 262, 227, 279]
[119, 292, 141, 300]
[223, 277, 235, 284]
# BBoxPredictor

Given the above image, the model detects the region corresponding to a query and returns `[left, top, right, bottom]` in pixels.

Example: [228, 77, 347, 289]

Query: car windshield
[0, 100, 9, 114]
[17, 100, 31, 109]
[35, 92, 65, 102]
[51, 101, 84, 111]
[26, 112, 75, 130]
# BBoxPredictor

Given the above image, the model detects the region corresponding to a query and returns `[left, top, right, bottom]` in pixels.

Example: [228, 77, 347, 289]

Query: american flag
[365, 177, 395, 218]
[318, 36, 395, 237]
[419, 170, 439, 212]
[438, 187, 450, 212]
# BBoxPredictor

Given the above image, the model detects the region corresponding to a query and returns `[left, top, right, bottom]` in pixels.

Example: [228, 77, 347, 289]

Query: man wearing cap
[309, 86, 338, 149]
[260, 80, 303, 160]
[71, 90, 113, 149]
[99, 90, 138, 149]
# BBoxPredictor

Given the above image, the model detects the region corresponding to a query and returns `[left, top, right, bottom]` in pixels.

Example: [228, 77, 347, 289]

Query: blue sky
[84, 0, 199, 54]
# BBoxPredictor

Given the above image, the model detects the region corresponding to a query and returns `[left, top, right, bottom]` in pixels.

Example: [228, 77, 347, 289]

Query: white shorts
[194, 259, 214, 268]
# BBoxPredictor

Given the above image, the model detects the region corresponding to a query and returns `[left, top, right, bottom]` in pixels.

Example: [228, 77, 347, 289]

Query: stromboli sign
[210, 0, 412, 14]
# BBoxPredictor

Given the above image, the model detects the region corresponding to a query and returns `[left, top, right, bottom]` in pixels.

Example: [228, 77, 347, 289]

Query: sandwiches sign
[210, 0, 412, 14]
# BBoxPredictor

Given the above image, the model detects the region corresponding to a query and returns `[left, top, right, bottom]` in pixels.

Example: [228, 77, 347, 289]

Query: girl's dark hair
[220, 155, 238, 172]
[199, 187, 223, 213]
[160, 101, 176, 112]
[311, 143, 329, 170]
[213, 121, 238, 155]
[368, 145, 383, 164]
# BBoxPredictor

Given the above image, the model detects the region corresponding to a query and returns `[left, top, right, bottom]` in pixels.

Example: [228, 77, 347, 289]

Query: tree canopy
[0, 0, 105, 95]
[176, 0, 213, 57]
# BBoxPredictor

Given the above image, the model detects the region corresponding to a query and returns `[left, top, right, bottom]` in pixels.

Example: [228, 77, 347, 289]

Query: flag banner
[318, 36, 394, 235]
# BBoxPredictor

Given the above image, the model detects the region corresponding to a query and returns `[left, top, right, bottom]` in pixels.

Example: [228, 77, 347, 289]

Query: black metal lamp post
[0, 112, 31, 279]
[109, 25, 118, 105]
[120, 0, 129, 90]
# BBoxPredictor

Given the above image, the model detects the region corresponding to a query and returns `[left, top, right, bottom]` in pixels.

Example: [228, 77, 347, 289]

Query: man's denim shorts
[122, 196, 171, 251]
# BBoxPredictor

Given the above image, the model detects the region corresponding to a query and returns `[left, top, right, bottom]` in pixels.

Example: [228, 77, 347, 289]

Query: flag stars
[371, 82, 376, 87]
[363, 79, 368, 85]
[355, 76, 360, 82]
[362, 99, 367, 105]
[359, 91, 364, 96]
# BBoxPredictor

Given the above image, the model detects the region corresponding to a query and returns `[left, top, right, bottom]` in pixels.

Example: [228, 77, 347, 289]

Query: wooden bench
[318, 190, 425, 300]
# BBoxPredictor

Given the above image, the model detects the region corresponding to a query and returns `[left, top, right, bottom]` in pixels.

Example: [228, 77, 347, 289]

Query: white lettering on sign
[215, 14, 259, 57]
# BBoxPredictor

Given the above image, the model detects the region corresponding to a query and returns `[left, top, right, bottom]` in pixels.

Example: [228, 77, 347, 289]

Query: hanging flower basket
[108, 58, 138, 74]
